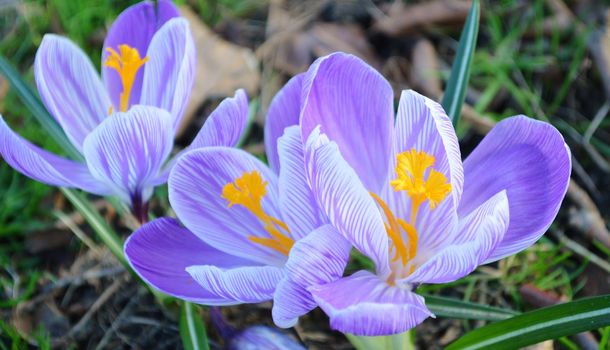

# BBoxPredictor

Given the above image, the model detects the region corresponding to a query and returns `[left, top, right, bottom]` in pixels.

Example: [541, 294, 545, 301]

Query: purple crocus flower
[296, 53, 571, 336]
[124, 83, 351, 327]
[0, 0, 196, 213]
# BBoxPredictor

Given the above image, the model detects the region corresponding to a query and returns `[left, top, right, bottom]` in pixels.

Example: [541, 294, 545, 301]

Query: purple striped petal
[309, 271, 432, 336]
[125, 217, 255, 305]
[82, 106, 174, 205]
[272, 278, 317, 328]
[168, 147, 285, 266]
[273, 225, 351, 328]
[102, 0, 179, 109]
[140, 18, 196, 129]
[300, 53, 394, 193]
[284, 224, 350, 288]
[402, 190, 509, 284]
[190, 89, 249, 149]
[265, 74, 304, 174]
[228, 326, 306, 350]
[0, 116, 110, 196]
[277, 126, 323, 238]
[459, 116, 571, 262]
[35, 35, 110, 150]
[304, 128, 390, 276]
[186, 265, 283, 304]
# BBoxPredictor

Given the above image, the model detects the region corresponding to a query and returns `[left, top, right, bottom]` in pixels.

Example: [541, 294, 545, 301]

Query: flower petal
[402, 190, 509, 284]
[458, 116, 571, 262]
[273, 225, 351, 328]
[309, 270, 432, 336]
[186, 265, 283, 304]
[304, 128, 390, 276]
[190, 89, 249, 148]
[82, 106, 174, 204]
[0, 116, 110, 195]
[125, 217, 255, 305]
[284, 224, 351, 288]
[300, 53, 394, 193]
[102, 0, 179, 109]
[140, 18, 196, 129]
[35, 35, 110, 150]
[265, 74, 304, 174]
[168, 147, 285, 266]
[277, 126, 323, 238]
[272, 278, 317, 328]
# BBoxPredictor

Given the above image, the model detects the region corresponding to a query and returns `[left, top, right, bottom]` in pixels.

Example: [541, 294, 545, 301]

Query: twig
[67, 277, 123, 338]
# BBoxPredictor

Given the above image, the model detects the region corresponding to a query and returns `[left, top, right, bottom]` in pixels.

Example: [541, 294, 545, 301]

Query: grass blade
[446, 294, 610, 350]
[180, 302, 210, 350]
[423, 295, 519, 321]
[441, 0, 480, 126]
[0, 55, 82, 160]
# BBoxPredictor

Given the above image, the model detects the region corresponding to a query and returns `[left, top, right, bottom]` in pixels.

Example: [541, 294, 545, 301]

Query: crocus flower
[297, 53, 571, 335]
[0, 0, 196, 212]
[124, 84, 351, 327]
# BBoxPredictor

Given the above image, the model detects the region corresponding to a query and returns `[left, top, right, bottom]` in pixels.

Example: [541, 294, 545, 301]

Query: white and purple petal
[300, 53, 394, 193]
[272, 278, 317, 328]
[102, 0, 179, 109]
[265, 74, 304, 173]
[459, 116, 571, 262]
[304, 128, 390, 276]
[140, 18, 196, 129]
[190, 89, 249, 149]
[35, 35, 110, 150]
[168, 147, 285, 266]
[82, 106, 174, 205]
[277, 126, 323, 238]
[0, 116, 110, 196]
[125, 217, 255, 305]
[402, 190, 509, 284]
[186, 265, 283, 304]
[309, 271, 432, 336]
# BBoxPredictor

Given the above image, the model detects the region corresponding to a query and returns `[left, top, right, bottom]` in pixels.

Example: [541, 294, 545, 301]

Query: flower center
[372, 148, 452, 276]
[221, 171, 294, 255]
[103, 44, 149, 113]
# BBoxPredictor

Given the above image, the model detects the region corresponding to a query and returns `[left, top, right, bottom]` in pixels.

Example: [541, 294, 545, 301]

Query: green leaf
[446, 295, 610, 350]
[423, 295, 519, 321]
[180, 302, 210, 350]
[0, 55, 82, 160]
[441, 0, 480, 127]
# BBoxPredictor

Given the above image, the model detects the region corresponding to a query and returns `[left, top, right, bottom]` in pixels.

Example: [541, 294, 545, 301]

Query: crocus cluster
[1, 0, 572, 338]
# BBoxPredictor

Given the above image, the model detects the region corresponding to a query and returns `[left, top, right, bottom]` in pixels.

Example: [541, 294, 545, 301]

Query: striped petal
[140, 18, 196, 129]
[309, 270, 432, 336]
[459, 116, 571, 262]
[82, 106, 173, 205]
[0, 116, 110, 195]
[35, 35, 110, 150]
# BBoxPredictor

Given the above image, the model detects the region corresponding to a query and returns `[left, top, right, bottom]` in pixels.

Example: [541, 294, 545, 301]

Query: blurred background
[1, 0, 610, 348]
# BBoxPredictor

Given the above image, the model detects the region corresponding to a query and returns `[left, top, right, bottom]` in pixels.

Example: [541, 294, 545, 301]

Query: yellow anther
[371, 148, 452, 277]
[103, 44, 149, 112]
[222, 171, 294, 256]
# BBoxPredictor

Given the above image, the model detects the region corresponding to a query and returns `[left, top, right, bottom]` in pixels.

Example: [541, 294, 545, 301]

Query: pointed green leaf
[446, 294, 610, 350]
[441, 0, 480, 127]
[180, 302, 210, 350]
[423, 295, 519, 321]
